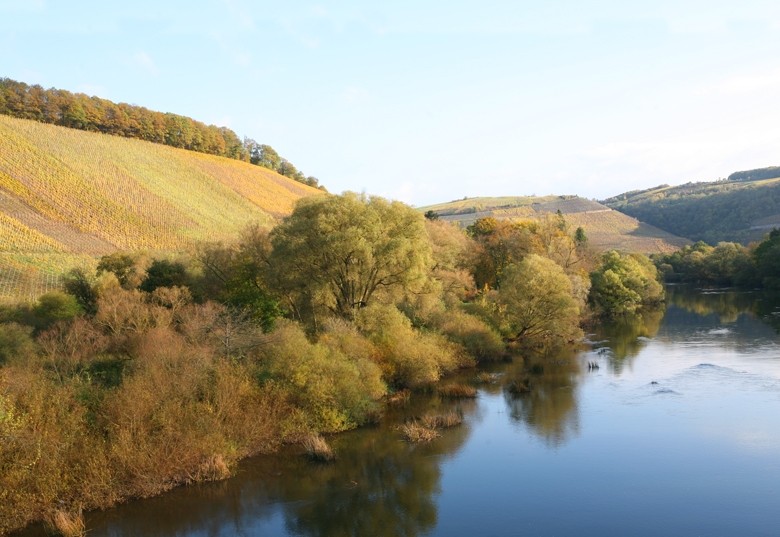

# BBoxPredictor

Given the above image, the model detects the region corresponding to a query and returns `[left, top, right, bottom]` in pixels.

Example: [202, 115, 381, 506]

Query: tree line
[0, 77, 323, 190]
[0, 194, 664, 533]
[655, 230, 780, 289]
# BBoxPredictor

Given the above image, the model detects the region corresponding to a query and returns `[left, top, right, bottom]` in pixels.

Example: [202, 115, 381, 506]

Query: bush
[257, 320, 385, 432]
[0, 322, 37, 366]
[431, 309, 505, 362]
[355, 304, 468, 388]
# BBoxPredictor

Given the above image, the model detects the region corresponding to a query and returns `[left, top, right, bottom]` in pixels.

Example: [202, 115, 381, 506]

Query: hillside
[603, 170, 780, 244]
[0, 115, 323, 301]
[420, 195, 690, 254]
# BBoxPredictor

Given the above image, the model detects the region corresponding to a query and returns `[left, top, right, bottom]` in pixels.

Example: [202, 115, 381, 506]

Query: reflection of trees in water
[592, 307, 664, 373]
[753, 289, 780, 333]
[283, 423, 470, 537]
[503, 349, 581, 447]
[65, 396, 474, 537]
[666, 285, 756, 324]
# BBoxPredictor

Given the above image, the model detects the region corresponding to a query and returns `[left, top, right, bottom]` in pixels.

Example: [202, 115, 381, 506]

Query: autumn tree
[269, 193, 432, 324]
[489, 255, 582, 345]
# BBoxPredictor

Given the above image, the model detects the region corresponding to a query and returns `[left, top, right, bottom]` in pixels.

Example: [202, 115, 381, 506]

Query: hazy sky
[3, 1, 780, 206]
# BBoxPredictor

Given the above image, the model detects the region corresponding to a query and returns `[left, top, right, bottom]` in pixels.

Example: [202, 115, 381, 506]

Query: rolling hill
[0, 115, 323, 302]
[603, 169, 780, 245]
[420, 195, 690, 254]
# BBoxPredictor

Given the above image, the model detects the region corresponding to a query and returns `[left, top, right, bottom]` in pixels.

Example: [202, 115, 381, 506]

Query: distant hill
[0, 115, 323, 301]
[603, 167, 780, 244]
[420, 195, 690, 254]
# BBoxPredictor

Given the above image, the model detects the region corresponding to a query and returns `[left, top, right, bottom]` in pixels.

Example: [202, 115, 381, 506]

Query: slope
[0, 115, 323, 301]
[421, 195, 690, 254]
[603, 171, 780, 245]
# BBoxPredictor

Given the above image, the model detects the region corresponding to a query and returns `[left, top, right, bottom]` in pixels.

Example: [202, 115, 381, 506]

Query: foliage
[728, 166, 780, 182]
[487, 255, 582, 345]
[589, 250, 664, 316]
[270, 193, 433, 322]
[33, 291, 82, 328]
[355, 304, 467, 388]
[604, 175, 780, 244]
[0, 77, 322, 189]
[198, 227, 281, 331]
[753, 229, 780, 289]
[0, 322, 37, 365]
[429, 309, 505, 362]
[257, 320, 386, 432]
[655, 241, 756, 286]
[420, 195, 687, 254]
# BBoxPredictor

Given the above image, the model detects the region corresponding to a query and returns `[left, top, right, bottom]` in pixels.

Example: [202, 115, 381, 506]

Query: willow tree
[269, 193, 432, 323]
[492, 255, 582, 345]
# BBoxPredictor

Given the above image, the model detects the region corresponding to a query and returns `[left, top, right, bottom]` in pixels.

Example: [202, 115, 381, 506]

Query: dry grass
[397, 422, 440, 443]
[474, 371, 500, 384]
[47, 509, 85, 537]
[385, 389, 411, 406]
[302, 434, 336, 462]
[421, 410, 463, 429]
[437, 383, 478, 399]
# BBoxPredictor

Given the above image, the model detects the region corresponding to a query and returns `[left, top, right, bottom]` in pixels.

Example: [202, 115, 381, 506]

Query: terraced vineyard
[0, 115, 323, 302]
[421, 195, 690, 254]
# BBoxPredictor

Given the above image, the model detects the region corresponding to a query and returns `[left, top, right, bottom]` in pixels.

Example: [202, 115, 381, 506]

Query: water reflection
[17, 396, 475, 537]
[666, 285, 756, 323]
[591, 307, 664, 373]
[503, 349, 582, 447]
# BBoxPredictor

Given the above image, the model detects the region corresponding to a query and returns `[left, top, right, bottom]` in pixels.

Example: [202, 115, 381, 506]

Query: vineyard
[0, 115, 323, 302]
[421, 196, 690, 254]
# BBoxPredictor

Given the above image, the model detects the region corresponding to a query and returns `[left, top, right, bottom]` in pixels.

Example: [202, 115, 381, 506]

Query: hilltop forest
[0, 78, 322, 189]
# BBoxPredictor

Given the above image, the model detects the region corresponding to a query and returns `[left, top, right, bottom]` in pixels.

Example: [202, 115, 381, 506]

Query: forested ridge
[604, 169, 780, 245]
[0, 77, 323, 189]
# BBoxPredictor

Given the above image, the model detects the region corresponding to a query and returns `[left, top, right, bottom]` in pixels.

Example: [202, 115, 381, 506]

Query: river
[15, 286, 780, 536]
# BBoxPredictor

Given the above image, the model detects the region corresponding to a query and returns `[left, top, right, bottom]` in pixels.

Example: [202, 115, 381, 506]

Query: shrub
[397, 421, 439, 443]
[0, 322, 37, 366]
[431, 309, 505, 362]
[257, 320, 385, 432]
[355, 304, 468, 388]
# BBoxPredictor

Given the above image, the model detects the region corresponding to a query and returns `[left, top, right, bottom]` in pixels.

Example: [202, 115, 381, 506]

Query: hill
[0, 115, 323, 301]
[420, 195, 690, 254]
[603, 169, 780, 244]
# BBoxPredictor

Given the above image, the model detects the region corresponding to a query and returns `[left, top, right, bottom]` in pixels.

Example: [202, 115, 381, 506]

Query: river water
[17, 286, 780, 536]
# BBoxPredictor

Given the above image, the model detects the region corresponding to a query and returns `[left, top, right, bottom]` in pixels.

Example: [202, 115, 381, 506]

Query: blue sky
[2, 1, 780, 206]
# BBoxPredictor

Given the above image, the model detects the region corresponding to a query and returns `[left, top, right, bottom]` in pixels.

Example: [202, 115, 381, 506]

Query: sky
[2, 1, 780, 207]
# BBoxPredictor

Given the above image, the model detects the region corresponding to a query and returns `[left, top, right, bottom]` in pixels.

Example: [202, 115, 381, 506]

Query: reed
[303, 434, 336, 462]
[437, 383, 477, 399]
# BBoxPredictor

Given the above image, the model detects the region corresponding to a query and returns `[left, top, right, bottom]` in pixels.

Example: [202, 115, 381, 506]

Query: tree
[140, 259, 189, 293]
[256, 144, 281, 171]
[589, 250, 664, 316]
[198, 225, 281, 331]
[269, 193, 433, 323]
[491, 255, 582, 344]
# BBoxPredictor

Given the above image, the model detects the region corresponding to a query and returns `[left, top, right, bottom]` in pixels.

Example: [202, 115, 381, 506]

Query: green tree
[33, 291, 82, 329]
[589, 250, 664, 316]
[491, 255, 582, 344]
[140, 259, 189, 293]
[256, 144, 281, 171]
[754, 229, 780, 288]
[269, 193, 432, 323]
[198, 225, 281, 331]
